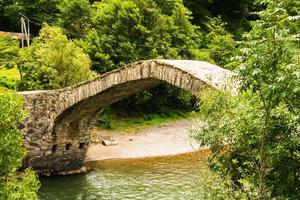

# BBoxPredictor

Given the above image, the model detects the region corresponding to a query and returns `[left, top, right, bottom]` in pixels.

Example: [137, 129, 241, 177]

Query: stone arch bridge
[19, 59, 236, 175]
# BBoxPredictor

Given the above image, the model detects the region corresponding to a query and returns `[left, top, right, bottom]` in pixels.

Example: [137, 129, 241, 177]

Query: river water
[39, 150, 209, 200]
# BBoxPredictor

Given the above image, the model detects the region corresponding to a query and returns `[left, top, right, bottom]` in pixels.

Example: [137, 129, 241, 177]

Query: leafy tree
[18, 24, 94, 90]
[0, 87, 40, 199]
[0, 76, 18, 90]
[183, 0, 211, 27]
[56, 0, 93, 37]
[0, 0, 60, 34]
[0, 35, 21, 89]
[0, 35, 20, 69]
[79, 0, 202, 73]
[191, 90, 299, 199]
[183, 0, 257, 36]
[237, 0, 299, 197]
[191, 0, 300, 198]
[204, 17, 236, 68]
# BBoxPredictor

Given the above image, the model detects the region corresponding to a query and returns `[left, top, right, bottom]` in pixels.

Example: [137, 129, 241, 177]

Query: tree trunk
[258, 92, 273, 199]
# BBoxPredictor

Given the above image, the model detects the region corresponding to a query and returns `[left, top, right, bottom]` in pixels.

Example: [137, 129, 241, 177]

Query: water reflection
[39, 150, 209, 200]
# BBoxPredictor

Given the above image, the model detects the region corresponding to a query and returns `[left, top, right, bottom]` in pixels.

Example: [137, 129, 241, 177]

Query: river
[39, 150, 209, 200]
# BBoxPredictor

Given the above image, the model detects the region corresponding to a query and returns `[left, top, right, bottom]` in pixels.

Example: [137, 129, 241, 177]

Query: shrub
[97, 109, 113, 129]
[0, 87, 40, 199]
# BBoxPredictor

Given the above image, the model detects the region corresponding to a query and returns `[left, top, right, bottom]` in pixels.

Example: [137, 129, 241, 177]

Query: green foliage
[188, 170, 250, 199]
[235, 1, 300, 197]
[0, 0, 60, 34]
[191, 1, 300, 198]
[237, 0, 299, 110]
[188, 49, 215, 64]
[0, 169, 40, 200]
[97, 107, 192, 132]
[0, 0, 257, 38]
[18, 25, 94, 90]
[204, 17, 237, 68]
[0, 68, 20, 90]
[191, 89, 299, 199]
[0, 35, 20, 69]
[0, 88, 40, 199]
[56, 0, 92, 37]
[0, 76, 18, 90]
[0, 68, 20, 80]
[0, 36, 21, 89]
[183, 0, 256, 35]
[112, 84, 196, 116]
[97, 109, 113, 129]
[80, 0, 201, 73]
[0, 89, 25, 174]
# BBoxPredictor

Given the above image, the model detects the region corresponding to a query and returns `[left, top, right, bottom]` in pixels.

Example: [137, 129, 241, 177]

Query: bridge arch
[19, 59, 236, 175]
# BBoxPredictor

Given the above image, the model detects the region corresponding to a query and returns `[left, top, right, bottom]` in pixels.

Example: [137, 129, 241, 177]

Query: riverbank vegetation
[191, 0, 300, 199]
[96, 83, 197, 131]
[0, 0, 299, 199]
[0, 88, 40, 199]
[0, 68, 20, 89]
[96, 108, 197, 132]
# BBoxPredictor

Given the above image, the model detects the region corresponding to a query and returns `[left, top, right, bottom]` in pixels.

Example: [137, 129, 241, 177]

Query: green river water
[39, 150, 209, 200]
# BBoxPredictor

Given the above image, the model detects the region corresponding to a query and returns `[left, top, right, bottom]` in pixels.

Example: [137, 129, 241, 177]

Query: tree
[203, 17, 236, 68]
[0, 0, 60, 34]
[192, 90, 299, 199]
[79, 0, 202, 73]
[0, 35, 20, 69]
[56, 0, 92, 37]
[18, 24, 94, 91]
[237, 0, 299, 197]
[191, 0, 300, 198]
[0, 35, 21, 89]
[183, 0, 257, 35]
[0, 87, 40, 199]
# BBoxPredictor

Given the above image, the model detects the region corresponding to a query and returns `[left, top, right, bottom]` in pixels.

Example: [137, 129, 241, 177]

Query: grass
[0, 67, 20, 89]
[0, 67, 20, 80]
[96, 110, 199, 133]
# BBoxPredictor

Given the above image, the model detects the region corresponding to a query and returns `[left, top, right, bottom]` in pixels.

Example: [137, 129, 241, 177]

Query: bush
[0, 35, 19, 69]
[159, 112, 167, 118]
[0, 87, 40, 199]
[97, 109, 113, 129]
[0, 76, 18, 90]
[18, 25, 94, 91]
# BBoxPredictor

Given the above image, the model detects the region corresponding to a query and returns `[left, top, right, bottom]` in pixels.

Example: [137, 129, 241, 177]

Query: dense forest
[0, 0, 299, 199]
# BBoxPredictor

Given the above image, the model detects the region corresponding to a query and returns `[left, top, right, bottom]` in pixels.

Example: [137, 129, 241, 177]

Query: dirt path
[84, 118, 200, 162]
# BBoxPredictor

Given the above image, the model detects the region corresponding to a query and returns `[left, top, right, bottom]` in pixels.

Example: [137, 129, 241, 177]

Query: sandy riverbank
[84, 118, 200, 162]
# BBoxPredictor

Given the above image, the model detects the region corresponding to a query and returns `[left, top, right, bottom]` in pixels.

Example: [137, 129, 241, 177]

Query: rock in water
[101, 139, 118, 146]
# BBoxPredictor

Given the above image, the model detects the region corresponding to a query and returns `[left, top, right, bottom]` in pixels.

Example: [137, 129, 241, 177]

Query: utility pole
[20, 14, 30, 47]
